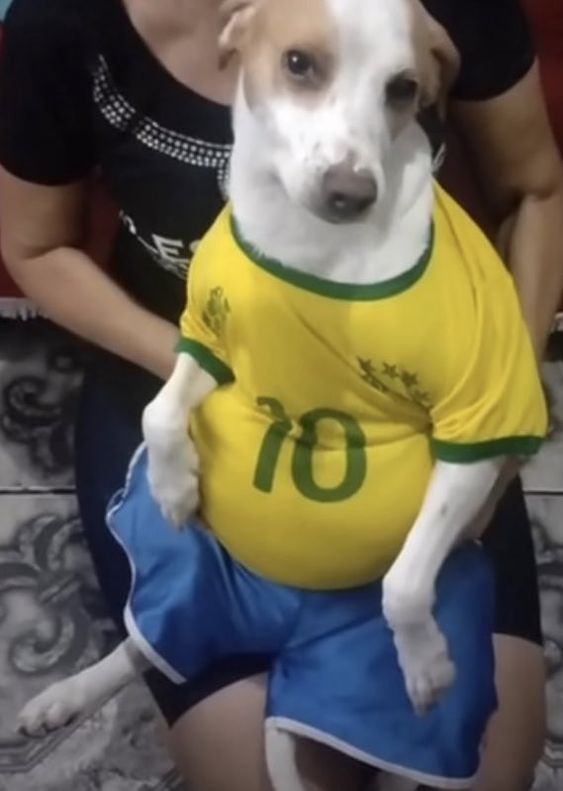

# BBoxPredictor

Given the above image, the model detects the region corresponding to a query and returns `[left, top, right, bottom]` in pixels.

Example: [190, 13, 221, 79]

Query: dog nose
[322, 165, 378, 221]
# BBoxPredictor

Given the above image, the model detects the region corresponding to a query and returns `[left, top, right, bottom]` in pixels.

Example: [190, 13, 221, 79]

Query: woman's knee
[166, 674, 271, 791]
[164, 674, 369, 791]
[474, 635, 546, 791]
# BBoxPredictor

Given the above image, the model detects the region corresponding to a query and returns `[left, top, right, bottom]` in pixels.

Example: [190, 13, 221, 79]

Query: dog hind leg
[265, 726, 308, 791]
[17, 638, 146, 736]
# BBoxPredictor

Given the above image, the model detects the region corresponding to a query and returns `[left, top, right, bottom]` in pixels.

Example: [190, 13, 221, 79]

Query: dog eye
[385, 75, 419, 105]
[283, 49, 317, 81]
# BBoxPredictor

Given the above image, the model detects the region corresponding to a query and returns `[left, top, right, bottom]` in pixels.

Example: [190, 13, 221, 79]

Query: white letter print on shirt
[120, 211, 200, 280]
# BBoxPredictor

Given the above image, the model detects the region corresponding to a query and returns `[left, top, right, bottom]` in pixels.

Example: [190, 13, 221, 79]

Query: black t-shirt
[0, 0, 535, 334]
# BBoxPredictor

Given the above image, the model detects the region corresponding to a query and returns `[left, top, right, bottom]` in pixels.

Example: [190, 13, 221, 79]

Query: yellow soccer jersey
[179, 183, 547, 589]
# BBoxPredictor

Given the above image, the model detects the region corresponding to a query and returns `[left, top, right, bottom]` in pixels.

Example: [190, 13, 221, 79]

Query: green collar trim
[230, 215, 434, 301]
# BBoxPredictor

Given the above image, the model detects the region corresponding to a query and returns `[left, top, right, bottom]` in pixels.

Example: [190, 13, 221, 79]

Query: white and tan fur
[18, 2, 506, 788]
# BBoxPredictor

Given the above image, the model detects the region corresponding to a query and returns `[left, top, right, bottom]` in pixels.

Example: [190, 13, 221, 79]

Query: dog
[18, 1, 547, 789]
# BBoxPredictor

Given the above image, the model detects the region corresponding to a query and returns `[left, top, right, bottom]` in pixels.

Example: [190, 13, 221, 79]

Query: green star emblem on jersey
[358, 358, 432, 408]
[400, 370, 419, 389]
[382, 363, 400, 380]
[400, 369, 431, 407]
[412, 388, 432, 408]
[203, 287, 231, 337]
[358, 358, 390, 393]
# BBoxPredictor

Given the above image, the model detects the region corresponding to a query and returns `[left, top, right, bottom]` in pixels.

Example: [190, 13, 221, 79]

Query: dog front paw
[146, 439, 200, 529]
[392, 618, 456, 715]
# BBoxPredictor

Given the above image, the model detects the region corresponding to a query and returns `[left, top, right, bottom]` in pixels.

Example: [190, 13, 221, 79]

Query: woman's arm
[0, 166, 178, 379]
[451, 64, 563, 359]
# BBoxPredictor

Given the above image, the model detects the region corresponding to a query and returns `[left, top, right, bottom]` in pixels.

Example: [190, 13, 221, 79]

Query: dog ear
[411, 1, 460, 116]
[218, 0, 258, 69]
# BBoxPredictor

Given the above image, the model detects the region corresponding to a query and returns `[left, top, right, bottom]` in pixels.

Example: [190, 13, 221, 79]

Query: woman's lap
[73, 364, 543, 731]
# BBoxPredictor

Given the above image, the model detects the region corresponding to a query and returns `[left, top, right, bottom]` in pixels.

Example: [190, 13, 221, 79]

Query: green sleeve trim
[176, 338, 234, 385]
[230, 213, 434, 301]
[431, 435, 544, 463]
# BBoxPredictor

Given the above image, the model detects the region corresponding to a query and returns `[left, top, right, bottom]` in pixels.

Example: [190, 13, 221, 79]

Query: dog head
[220, 0, 459, 224]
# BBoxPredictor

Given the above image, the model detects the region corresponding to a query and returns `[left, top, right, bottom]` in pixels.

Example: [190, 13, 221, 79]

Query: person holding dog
[1, 0, 562, 789]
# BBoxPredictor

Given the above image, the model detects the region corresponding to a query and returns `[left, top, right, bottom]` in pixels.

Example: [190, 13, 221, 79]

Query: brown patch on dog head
[409, 0, 459, 116]
[219, 0, 338, 108]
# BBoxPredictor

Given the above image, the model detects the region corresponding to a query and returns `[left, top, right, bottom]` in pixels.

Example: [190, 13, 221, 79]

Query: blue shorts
[107, 446, 497, 789]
